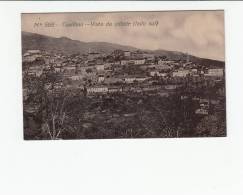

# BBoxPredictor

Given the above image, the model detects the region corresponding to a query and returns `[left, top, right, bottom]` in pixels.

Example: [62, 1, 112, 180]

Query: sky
[22, 11, 225, 61]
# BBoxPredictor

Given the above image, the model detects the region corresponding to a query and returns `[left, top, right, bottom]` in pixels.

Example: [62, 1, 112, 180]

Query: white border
[0, 1, 243, 195]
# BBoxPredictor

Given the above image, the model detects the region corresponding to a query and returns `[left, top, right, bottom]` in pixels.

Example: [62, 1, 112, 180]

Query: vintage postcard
[21, 11, 226, 140]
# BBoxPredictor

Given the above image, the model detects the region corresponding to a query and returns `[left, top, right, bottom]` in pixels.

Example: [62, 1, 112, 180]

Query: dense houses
[22, 49, 225, 116]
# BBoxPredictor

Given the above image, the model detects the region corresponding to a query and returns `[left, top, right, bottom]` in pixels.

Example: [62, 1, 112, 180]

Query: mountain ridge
[21, 31, 225, 67]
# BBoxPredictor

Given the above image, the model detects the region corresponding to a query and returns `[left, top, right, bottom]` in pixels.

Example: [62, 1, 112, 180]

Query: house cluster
[22, 49, 225, 97]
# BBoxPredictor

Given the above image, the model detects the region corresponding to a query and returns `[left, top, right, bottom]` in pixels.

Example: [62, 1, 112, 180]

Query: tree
[195, 114, 226, 137]
[41, 89, 68, 139]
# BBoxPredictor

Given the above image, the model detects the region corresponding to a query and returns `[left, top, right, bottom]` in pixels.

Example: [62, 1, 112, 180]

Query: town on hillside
[22, 48, 226, 139]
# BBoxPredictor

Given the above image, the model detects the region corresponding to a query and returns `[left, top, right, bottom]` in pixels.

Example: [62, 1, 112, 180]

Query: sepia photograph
[21, 11, 226, 140]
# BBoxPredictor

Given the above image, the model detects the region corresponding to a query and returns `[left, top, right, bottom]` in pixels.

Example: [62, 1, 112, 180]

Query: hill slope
[22, 31, 137, 55]
[22, 31, 225, 67]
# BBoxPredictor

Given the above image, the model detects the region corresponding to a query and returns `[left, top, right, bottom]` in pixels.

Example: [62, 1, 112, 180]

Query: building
[156, 64, 171, 70]
[158, 60, 174, 66]
[63, 65, 76, 72]
[69, 75, 83, 81]
[133, 59, 146, 65]
[96, 64, 105, 71]
[54, 67, 62, 73]
[150, 71, 167, 77]
[206, 69, 224, 77]
[27, 50, 41, 54]
[124, 77, 136, 83]
[120, 58, 146, 66]
[98, 75, 105, 83]
[124, 76, 148, 83]
[143, 53, 154, 60]
[108, 87, 121, 93]
[124, 51, 131, 57]
[88, 52, 101, 60]
[87, 86, 108, 93]
[135, 77, 148, 82]
[191, 69, 198, 74]
[28, 66, 43, 77]
[121, 60, 129, 66]
[23, 54, 42, 62]
[164, 85, 177, 90]
[195, 108, 208, 115]
[172, 70, 190, 77]
[23, 50, 43, 62]
[23, 88, 29, 101]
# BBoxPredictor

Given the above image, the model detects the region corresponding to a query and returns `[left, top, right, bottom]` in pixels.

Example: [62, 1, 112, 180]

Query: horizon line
[22, 30, 225, 62]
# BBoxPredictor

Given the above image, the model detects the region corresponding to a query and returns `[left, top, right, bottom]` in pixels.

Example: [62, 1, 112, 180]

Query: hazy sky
[22, 11, 225, 61]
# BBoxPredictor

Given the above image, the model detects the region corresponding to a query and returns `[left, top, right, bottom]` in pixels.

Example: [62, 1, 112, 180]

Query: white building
[108, 87, 120, 93]
[206, 69, 224, 77]
[158, 60, 174, 65]
[134, 59, 145, 65]
[172, 70, 190, 77]
[191, 69, 198, 74]
[195, 108, 208, 115]
[96, 64, 105, 71]
[54, 67, 62, 73]
[28, 66, 43, 77]
[69, 75, 83, 81]
[23, 54, 42, 62]
[156, 64, 171, 70]
[63, 65, 76, 72]
[121, 59, 145, 66]
[124, 77, 136, 83]
[124, 76, 148, 83]
[121, 60, 129, 65]
[150, 71, 167, 77]
[98, 75, 105, 83]
[27, 50, 41, 54]
[124, 51, 131, 57]
[150, 71, 158, 77]
[87, 86, 108, 93]
[136, 77, 148, 82]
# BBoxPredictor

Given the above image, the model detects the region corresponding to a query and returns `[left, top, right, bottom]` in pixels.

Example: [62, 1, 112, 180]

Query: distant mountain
[22, 31, 224, 68]
[22, 31, 137, 55]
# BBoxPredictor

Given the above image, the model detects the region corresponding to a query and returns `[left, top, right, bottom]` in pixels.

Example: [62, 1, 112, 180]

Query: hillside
[21, 31, 137, 55]
[22, 31, 225, 68]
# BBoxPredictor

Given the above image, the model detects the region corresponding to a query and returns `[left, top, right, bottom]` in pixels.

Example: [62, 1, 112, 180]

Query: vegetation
[23, 75, 226, 139]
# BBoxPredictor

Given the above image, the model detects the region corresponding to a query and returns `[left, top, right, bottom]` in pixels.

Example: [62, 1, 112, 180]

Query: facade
[172, 70, 190, 77]
[98, 75, 105, 82]
[150, 71, 167, 77]
[158, 60, 174, 65]
[63, 65, 76, 72]
[28, 66, 43, 77]
[108, 87, 121, 93]
[121, 60, 128, 65]
[206, 68, 224, 77]
[124, 77, 137, 83]
[69, 75, 83, 81]
[124, 51, 131, 57]
[96, 64, 105, 71]
[134, 59, 146, 65]
[88, 52, 101, 60]
[124, 76, 148, 83]
[156, 64, 171, 70]
[54, 67, 62, 73]
[87, 86, 108, 93]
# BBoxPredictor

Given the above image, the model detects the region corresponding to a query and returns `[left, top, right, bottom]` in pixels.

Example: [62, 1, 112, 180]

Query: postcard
[21, 11, 226, 140]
